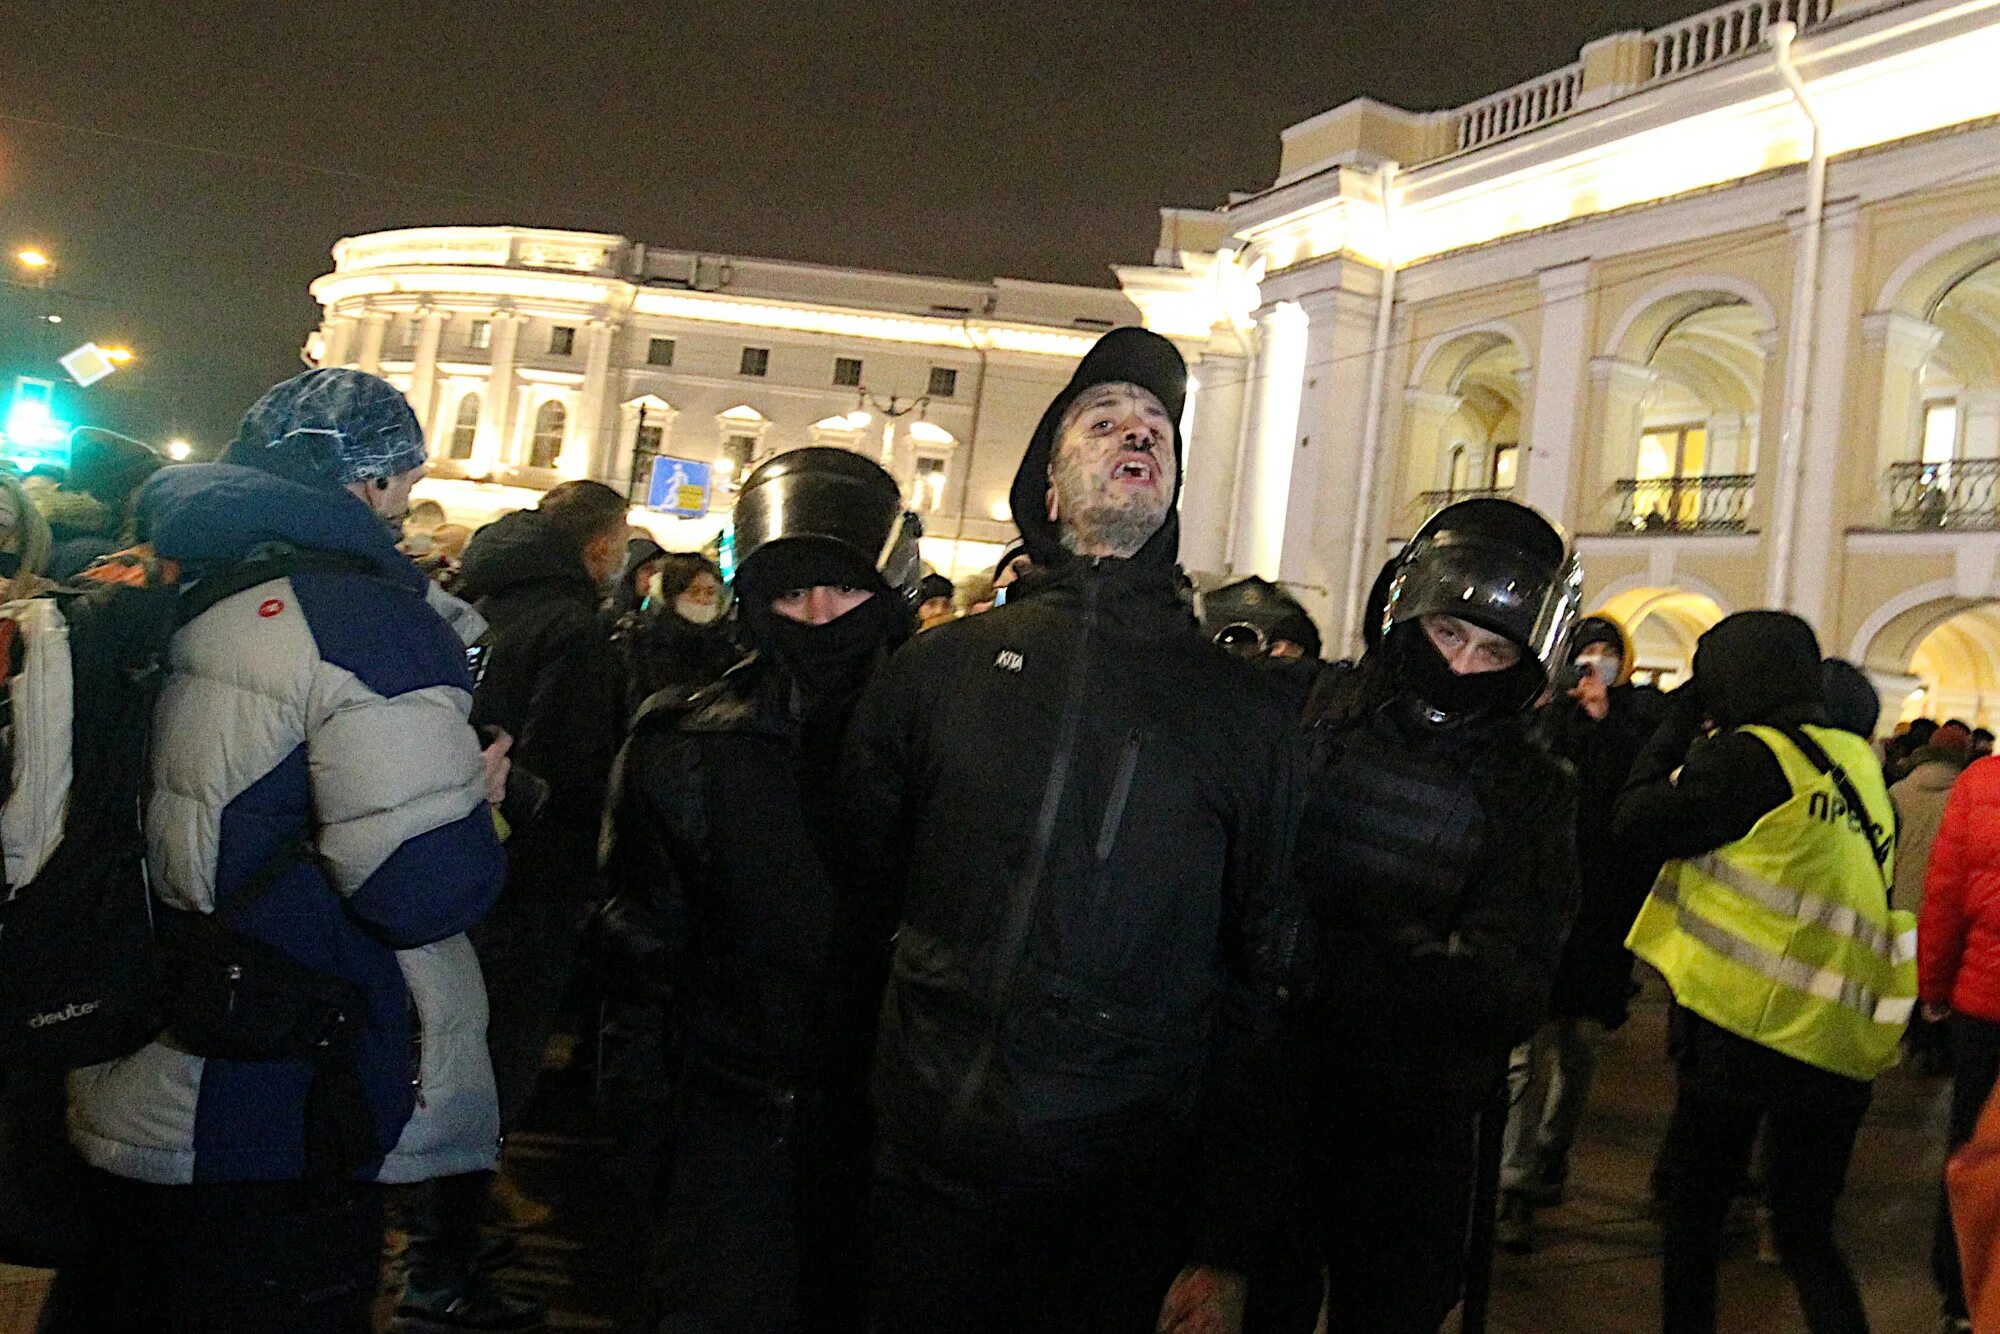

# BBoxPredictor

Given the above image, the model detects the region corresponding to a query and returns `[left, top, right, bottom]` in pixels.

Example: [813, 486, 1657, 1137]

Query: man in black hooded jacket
[602, 448, 922, 1333]
[842, 328, 1299, 1334]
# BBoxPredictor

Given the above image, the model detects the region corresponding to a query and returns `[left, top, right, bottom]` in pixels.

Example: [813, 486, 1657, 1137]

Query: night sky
[0, 1, 1702, 451]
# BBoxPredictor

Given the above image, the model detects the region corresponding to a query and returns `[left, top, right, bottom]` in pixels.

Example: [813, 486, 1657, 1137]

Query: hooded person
[63, 368, 510, 1332]
[596, 446, 919, 1333]
[839, 328, 1301, 1334]
[1288, 496, 1582, 1330]
[1497, 611, 1665, 1254]
[1614, 611, 1911, 1334]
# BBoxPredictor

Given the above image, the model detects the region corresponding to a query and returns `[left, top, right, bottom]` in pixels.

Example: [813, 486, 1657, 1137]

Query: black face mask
[755, 594, 897, 700]
[1392, 621, 1534, 718]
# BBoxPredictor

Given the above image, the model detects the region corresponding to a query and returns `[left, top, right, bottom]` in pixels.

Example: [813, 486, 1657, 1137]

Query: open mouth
[1110, 455, 1158, 487]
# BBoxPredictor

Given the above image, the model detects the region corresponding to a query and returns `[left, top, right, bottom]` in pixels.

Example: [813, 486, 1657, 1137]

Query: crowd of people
[0, 325, 1985, 1333]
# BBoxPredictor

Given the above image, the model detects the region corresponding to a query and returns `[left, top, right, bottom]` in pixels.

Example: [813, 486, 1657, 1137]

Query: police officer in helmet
[1290, 497, 1583, 1332]
[599, 447, 922, 1333]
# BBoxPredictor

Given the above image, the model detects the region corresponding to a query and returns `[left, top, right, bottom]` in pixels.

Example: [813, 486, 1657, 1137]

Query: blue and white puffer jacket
[68, 463, 509, 1185]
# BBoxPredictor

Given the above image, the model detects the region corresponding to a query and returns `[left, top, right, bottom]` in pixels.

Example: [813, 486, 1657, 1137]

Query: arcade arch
[1592, 584, 1726, 688]
[1858, 589, 2000, 728]
[1402, 328, 1529, 503]
[1596, 288, 1771, 532]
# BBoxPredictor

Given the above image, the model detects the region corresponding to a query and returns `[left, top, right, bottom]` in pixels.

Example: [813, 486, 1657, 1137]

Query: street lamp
[102, 346, 134, 365]
[14, 248, 49, 271]
[166, 439, 192, 461]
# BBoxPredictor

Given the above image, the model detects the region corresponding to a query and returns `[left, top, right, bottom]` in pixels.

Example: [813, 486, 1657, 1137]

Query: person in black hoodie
[841, 328, 1299, 1334]
[397, 480, 631, 1330]
[599, 448, 920, 1333]
[1612, 613, 1884, 1334]
[623, 550, 742, 706]
[1498, 614, 1662, 1254]
[1293, 497, 1581, 1332]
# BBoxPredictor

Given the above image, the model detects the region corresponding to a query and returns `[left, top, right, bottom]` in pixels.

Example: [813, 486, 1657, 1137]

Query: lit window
[720, 434, 758, 489]
[450, 394, 480, 459]
[1490, 443, 1519, 491]
[647, 337, 676, 367]
[833, 357, 863, 387]
[468, 320, 492, 350]
[739, 347, 769, 377]
[928, 367, 958, 398]
[529, 400, 566, 468]
[549, 326, 576, 356]
[913, 454, 949, 513]
[1924, 402, 1960, 465]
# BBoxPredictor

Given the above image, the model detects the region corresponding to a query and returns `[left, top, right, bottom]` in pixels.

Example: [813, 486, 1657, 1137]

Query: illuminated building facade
[1134, 0, 2000, 723]
[307, 229, 1139, 575]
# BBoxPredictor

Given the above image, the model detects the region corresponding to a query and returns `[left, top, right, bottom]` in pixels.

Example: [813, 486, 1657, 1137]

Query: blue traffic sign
[647, 455, 711, 517]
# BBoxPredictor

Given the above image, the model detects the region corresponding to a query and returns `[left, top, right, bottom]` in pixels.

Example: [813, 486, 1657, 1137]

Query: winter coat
[1921, 757, 2000, 1024]
[1892, 752, 1966, 917]
[602, 656, 878, 1090]
[459, 511, 627, 901]
[67, 463, 508, 1186]
[625, 612, 743, 708]
[1540, 688, 1657, 1027]
[841, 346, 1302, 1269]
[1297, 656, 1580, 1100]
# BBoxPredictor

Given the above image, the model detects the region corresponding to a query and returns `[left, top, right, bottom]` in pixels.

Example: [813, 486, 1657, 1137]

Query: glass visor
[1386, 533, 1584, 674]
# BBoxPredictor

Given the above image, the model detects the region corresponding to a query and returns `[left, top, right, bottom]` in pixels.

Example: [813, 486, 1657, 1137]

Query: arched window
[530, 400, 567, 469]
[450, 394, 480, 459]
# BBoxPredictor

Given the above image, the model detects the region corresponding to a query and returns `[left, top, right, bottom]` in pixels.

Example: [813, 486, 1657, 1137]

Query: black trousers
[653, 1064, 870, 1334]
[1936, 1013, 2000, 1319]
[1659, 1063, 1871, 1333]
[67, 1171, 383, 1334]
[868, 1165, 1184, 1334]
[1306, 1088, 1481, 1334]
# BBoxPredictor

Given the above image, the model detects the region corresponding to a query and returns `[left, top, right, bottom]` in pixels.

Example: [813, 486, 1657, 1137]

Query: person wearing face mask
[597, 447, 920, 1333]
[1289, 497, 1582, 1333]
[1497, 614, 1663, 1255]
[624, 550, 742, 706]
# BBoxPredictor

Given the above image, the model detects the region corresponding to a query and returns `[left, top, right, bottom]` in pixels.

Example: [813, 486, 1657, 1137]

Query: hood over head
[222, 368, 428, 493]
[456, 509, 598, 603]
[1008, 327, 1187, 569]
[1820, 658, 1881, 738]
[136, 462, 423, 591]
[1571, 614, 1636, 686]
[68, 432, 163, 506]
[608, 534, 667, 616]
[1691, 610, 1825, 729]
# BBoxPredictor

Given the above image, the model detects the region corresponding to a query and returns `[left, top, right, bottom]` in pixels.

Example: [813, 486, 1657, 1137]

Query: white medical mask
[677, 594, 723, 626]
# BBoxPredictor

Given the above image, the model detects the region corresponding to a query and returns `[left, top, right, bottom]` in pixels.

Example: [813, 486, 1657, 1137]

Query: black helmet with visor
[731, 446, 924, 608]
[1385, 497, 1582, 692]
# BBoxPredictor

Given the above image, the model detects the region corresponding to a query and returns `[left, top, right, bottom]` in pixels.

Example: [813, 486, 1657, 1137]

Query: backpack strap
[178, 550, 381, 625]
[1773, 724, 1896, 890]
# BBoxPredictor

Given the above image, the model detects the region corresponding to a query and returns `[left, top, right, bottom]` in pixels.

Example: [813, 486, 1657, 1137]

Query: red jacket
[1923, 756, 2000, 1020]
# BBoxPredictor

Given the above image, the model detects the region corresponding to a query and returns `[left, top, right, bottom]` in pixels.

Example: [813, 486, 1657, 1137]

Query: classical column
[318, 316, 356, 369]
[565, 318, 618, 480]
[406, 307, 446, 440]
[473, 312, 523, 471]
[356, 311, 390, 375]
[1776, 198, 1860, 630]
[1178, 349, 1247, 576]
[1522, 260, 1591, 527]
[1228, 302, 1309, 580]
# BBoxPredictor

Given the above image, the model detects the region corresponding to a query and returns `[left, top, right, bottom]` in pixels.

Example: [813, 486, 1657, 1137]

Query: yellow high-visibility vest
[1626, 723, 1916, 1082]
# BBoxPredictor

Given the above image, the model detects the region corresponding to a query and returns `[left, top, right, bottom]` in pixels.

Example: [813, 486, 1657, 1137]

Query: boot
[395, 1274, 546, 1331]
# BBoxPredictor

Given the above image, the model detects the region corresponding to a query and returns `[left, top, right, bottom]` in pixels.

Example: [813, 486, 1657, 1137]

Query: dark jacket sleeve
[1612, 698, 1791, 863]
[507, 605, 628, 895]
[837, 642, 931, 951]
[1190, 720, 1313, 1273]
[596, 723, 702, 991]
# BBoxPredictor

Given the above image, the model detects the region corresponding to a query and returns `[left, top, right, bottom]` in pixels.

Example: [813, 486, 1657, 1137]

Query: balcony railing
[1885, 459, 2000, 530]
[1608, 475, 1755, 533]
[1648, 0, 1837, 82]
[1417, 485, 1514, 514]
[1453, 65, 1583, 152]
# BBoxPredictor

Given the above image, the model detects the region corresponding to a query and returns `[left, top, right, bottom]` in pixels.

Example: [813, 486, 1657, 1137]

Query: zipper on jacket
[952, 569, 1101, 1116]
[1094, 731, 1142, 863]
